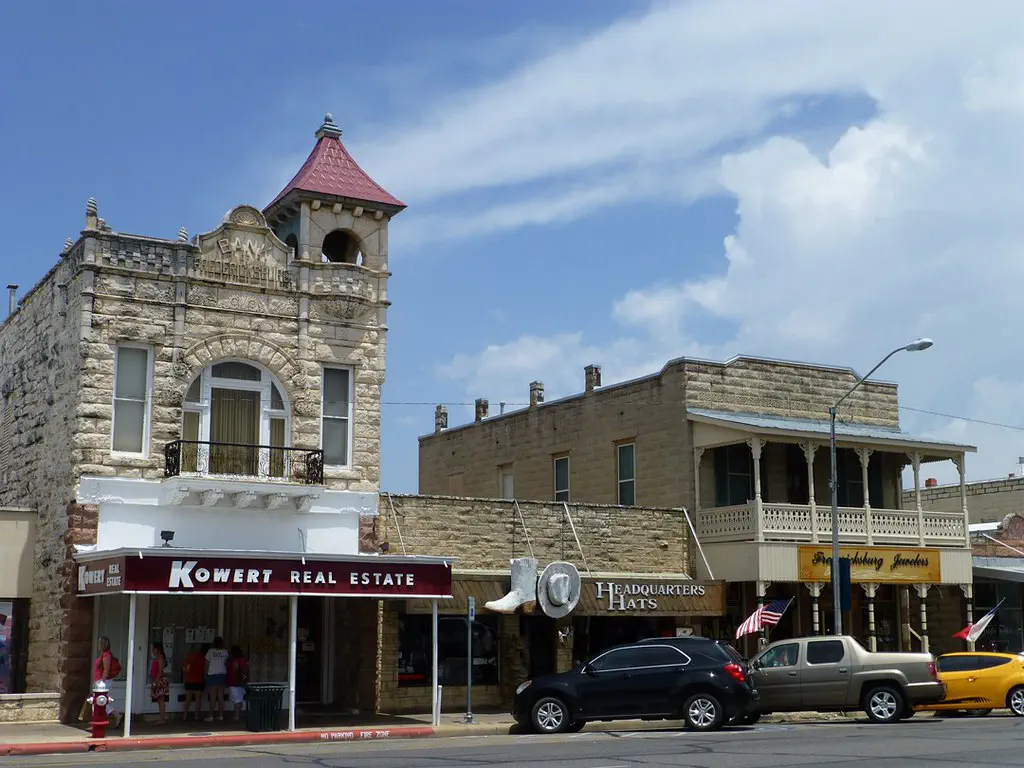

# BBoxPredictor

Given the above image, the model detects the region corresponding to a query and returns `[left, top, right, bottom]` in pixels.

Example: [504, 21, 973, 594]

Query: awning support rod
[385, 492, 408, 556]
[561, 502, 592, 577]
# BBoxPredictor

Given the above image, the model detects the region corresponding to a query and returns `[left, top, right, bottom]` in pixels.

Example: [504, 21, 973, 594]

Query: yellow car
[915, 652, 1024, 717]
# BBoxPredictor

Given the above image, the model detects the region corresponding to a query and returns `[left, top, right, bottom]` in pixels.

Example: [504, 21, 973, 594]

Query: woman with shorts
[205, 636, 230, 722]
[181, 644, 207, 721]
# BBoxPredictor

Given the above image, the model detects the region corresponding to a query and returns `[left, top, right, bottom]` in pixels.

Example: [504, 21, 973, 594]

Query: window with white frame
[617, 443, 636, 506]
[553, 455, 570, 503]
[112, 345, 152, 454]
[322, 367, 353, 467]
[498, 464, 514, 499]
[180, 360, 290, 477]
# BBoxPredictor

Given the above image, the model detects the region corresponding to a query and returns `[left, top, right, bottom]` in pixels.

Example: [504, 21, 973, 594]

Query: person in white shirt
[205, 636, 231, 721]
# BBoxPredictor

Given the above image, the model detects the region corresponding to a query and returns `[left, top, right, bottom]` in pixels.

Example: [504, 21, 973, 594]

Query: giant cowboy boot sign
[484, 557, 538, 613]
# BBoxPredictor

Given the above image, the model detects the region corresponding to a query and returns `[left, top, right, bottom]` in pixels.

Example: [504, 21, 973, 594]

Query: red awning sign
[75, 552, 452, 598]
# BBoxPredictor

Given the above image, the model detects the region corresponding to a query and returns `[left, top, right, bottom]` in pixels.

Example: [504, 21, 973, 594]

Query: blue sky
[3, 0, 1024, 493]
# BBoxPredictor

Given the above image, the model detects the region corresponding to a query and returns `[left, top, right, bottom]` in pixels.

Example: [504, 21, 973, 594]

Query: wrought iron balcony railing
[164, 440, 325, 485]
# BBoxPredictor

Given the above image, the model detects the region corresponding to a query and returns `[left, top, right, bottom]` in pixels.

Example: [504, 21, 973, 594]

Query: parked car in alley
[914, 652, 1024, 717]
[743, 635, 944, 724]
[512, 636, 757, 733]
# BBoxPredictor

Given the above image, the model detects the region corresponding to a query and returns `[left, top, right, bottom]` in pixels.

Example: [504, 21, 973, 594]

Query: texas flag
[954, 598, 1005, 642]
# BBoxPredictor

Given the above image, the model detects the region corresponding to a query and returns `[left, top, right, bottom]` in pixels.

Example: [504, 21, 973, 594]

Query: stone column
[862, 583, 879, 651]
[858, 448, 874, 545]
[915, 584, 930, 653]
[748, 438, 764, 542]
[803, 443, 819, 543]
[961, 584, 975, 651]
[299, 200, 312, 262]
[806, 583, 822, 635]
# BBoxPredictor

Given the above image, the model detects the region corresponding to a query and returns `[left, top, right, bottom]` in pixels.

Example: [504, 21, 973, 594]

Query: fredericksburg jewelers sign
[798, 546, 941, 584]
[74, 551, 453, 599]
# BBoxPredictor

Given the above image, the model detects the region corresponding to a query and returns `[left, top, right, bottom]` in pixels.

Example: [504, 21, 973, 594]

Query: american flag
[735, 598, 793, 639]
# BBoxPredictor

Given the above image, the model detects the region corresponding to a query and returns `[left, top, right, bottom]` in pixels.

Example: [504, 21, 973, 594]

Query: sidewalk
[0, 709, 892, 757]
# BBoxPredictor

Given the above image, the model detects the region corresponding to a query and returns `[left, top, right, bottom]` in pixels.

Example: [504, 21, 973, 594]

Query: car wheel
[683, 692, 725, 732]
[531, 697, 570, 734]
[1007, 686, 1024, 717]
[864, 686, 904, 724]
[566, 719, 587, 733]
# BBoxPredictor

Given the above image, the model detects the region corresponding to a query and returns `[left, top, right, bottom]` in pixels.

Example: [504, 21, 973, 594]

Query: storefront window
[95, 595, 131, 681]
[224, 596, 291, 682]
[149, 596, 219, 684]
[397, 614, 499, 687]
[0, 599, 28, 693]
[974, 581, 1023, 653]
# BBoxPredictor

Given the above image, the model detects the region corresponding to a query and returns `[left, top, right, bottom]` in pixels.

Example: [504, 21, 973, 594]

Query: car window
[937, 656, 975, 673]
[758, 643, 799, 668]
[717, 642, 745, 663]
[636, 646, 691, 667]
[806, 640, 845, 665]
[975, 656, 1013, 670]
[588, 647, 651, 671]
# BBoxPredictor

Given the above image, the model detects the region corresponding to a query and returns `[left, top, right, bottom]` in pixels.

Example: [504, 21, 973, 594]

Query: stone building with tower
[420, 356, 979, 658]
[0, 115, 461, 726]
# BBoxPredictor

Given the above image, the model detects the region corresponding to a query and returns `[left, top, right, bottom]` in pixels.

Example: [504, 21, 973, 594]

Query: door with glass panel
[181, 361, 289, 478]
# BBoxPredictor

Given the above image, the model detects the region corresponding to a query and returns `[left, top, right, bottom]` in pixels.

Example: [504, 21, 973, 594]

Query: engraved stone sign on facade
[192, 205, 296, 291]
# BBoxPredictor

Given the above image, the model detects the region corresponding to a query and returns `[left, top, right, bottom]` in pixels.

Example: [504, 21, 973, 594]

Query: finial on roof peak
[178, 226, 189, 242]
[63, 237, 73, 252]
[86, 198, 97, 215]
[315, 112, 343, 140]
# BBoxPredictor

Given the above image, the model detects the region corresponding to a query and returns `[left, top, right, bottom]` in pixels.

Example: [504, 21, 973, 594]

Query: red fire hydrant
[87, 679, 112, 739]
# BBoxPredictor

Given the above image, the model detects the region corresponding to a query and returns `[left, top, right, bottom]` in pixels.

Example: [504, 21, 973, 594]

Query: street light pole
[828, 338, 933, 637]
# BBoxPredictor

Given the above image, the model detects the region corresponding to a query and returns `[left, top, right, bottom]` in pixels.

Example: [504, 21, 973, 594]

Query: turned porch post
[804, 442, 819, 543]
[910, 453, 925, 546]
[749, 438, 764, 543]
[859, 448, 873, 545]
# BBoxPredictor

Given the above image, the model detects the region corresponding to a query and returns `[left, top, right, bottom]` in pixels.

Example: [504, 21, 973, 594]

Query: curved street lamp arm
[832, 346, 906, 412]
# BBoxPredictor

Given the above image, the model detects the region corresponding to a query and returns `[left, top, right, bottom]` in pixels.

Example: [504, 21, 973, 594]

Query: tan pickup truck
[739, 635, 945, 724]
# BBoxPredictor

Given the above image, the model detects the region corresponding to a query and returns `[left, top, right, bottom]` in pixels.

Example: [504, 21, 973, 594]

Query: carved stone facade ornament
[321, 296, 374, 322]
[227, 205, 267, 228]
[186, 287, 218, 307]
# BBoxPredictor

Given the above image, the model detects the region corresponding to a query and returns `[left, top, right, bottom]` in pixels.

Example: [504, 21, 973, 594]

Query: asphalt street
[8, 715, 1024, 768]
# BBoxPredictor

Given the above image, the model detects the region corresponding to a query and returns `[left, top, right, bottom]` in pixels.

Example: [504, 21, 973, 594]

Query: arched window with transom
[180, 360, 291, 478]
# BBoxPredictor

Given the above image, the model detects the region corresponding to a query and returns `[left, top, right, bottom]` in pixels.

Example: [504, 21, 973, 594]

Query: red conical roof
[265, 114, 405, 212]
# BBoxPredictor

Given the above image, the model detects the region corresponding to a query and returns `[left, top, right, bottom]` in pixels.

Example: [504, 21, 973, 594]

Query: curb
[0, 726, 437, 757]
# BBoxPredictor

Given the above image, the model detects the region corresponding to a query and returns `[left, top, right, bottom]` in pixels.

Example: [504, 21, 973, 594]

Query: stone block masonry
[374, 494, 690, 575]
[908, 476, 1024, 524]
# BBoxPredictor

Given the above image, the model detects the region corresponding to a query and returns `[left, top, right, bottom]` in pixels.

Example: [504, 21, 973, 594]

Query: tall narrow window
[498, 465, 515, 500]
[112, 346, 150, 454]
[617, 443, 636, 506]
[322, 367, 353, 467]
[553, 456, 570, 503]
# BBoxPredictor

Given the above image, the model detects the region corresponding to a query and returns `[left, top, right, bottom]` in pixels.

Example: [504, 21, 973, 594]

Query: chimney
[925, 478, 938, 488]
[585, 364, 602, 393]
[6, 285, 17, 317]
[474, 398, 489, 422]
[434, 405, 447, 434]
[529, 381, 545, 408]
[85, 198, 98, 230]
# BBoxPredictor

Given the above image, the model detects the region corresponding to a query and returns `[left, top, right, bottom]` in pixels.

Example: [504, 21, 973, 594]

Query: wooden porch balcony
[696, 502, 968, 547]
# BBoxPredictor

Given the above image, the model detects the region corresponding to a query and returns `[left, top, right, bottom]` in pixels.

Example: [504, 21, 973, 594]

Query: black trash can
[244, 684, 286, 732]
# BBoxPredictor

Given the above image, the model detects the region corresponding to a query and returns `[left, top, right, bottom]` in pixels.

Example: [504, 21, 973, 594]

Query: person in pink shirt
[149, 642, 169, 725]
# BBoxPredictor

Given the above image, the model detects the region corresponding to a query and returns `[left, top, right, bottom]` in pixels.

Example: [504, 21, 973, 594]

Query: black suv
[512, 635, 757, 733]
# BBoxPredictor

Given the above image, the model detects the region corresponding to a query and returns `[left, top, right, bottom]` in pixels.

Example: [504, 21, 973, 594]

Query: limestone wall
[419, 366, 691, 508]
[419, 355, 901, 512]
[0, 251, 84, 698]
[908, 477, 1024, 524]
[682, 357, 899, 426]
[375, 494, 689, 574]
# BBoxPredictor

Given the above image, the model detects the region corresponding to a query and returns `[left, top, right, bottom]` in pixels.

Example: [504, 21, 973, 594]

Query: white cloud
[413, 0, 1024, 482]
